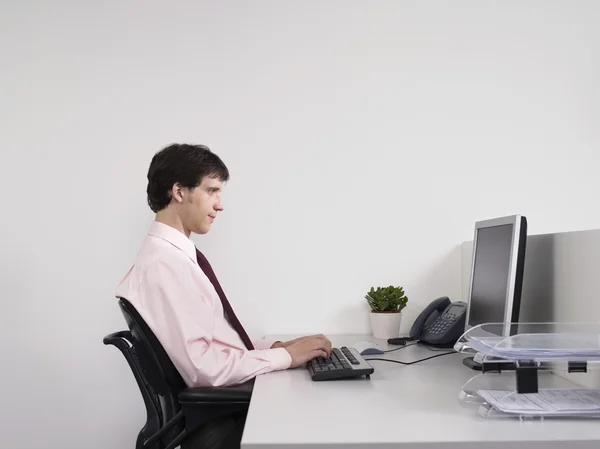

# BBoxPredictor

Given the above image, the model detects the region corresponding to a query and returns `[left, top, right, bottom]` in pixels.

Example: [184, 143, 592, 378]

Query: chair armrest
[179, 381, 253, 404]
[103, 331, 133, 351]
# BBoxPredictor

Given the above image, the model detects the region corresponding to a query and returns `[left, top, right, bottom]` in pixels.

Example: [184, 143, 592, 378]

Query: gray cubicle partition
[461, 227, 600, 388]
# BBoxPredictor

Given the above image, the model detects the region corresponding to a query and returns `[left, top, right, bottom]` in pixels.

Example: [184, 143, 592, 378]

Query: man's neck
[155, 210, 190, 238]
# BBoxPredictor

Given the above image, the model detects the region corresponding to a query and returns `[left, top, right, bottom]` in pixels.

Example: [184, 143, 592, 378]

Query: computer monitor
[465, 215, 528, 336]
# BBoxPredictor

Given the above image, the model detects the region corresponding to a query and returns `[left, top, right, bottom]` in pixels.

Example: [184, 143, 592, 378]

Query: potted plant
[365, 285, 408, 339]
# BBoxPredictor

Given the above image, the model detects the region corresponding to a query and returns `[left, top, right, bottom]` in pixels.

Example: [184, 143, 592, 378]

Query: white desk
[241, 335, 600, 449]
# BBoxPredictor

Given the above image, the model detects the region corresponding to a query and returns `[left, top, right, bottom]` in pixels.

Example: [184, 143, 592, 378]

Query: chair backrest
[118, 297, 187, 420]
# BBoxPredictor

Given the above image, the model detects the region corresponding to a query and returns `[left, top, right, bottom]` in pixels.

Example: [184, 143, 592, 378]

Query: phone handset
[409, 296, 451, 340]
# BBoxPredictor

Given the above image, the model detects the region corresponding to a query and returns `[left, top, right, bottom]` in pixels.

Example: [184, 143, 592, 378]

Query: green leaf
[364, 285, 409, 312]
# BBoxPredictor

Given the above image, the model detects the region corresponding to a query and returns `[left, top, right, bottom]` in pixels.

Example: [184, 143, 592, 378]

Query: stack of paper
[477, 388, 600, 416]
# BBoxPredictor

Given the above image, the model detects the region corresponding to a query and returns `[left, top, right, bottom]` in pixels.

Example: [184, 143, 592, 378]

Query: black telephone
[409, 296, 467, 347]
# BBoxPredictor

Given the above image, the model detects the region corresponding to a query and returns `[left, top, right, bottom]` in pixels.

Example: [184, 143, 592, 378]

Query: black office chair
[104, 297, 253, 449]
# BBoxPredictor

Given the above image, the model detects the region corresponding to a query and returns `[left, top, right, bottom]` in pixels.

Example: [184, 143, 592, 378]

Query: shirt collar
[148, 221, 197, 263]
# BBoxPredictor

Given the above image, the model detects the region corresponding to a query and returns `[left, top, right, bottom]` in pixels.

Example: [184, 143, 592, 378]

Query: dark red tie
[195, 248, 255, 350]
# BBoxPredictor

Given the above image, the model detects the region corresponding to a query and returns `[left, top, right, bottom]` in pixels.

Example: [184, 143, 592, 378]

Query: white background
[1, 1, 599, 448]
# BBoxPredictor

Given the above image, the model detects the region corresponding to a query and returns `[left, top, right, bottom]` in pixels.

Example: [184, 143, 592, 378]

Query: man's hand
[282, 334, 332, 368]
[271, 334, 330, 349]
[270, 338, 298, 349]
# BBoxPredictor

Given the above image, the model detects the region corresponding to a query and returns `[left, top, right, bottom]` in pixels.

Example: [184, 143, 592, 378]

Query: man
[116, 143, 332, 449]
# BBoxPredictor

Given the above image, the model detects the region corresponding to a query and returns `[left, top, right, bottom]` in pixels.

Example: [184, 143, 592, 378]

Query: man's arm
[141, 257, 292, 387]
[269, 336, 331, 349]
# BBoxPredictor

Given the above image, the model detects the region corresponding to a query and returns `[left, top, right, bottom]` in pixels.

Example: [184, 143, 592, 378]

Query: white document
[477, 389, 600, 415]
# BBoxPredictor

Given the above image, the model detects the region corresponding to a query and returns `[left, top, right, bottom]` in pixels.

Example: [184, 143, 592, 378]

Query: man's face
[181, 176, 224, 235]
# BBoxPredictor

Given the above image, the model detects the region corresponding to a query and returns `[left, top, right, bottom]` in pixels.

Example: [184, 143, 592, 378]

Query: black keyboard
[307, 347, 374, 381]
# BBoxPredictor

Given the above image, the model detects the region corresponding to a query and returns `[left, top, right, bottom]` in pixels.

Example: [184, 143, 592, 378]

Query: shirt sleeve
[138, 256, 292, 387]
[252, 338, 280, 350]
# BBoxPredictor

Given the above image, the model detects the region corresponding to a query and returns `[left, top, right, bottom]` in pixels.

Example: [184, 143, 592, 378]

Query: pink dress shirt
[115, 221, 292, 387]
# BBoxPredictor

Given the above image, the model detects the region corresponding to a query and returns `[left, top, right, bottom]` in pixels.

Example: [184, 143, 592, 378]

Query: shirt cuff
[264, 347, 292, 370]
[253, 338, 279, 350]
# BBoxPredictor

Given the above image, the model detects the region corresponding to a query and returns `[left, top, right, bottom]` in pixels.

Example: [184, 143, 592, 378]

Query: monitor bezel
[464, 214, 527, 336]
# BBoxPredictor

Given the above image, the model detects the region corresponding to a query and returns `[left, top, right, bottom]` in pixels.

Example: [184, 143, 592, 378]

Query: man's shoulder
[139, 235, 195, 272]
[115, 236, 196, 298]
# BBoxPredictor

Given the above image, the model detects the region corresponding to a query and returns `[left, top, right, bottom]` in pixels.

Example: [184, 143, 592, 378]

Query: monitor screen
[468, 224, 513, 327]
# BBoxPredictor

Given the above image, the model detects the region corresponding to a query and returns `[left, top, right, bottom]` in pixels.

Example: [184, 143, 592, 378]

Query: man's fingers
[311, 338, 331, 356]
[314, 349, 327, 359]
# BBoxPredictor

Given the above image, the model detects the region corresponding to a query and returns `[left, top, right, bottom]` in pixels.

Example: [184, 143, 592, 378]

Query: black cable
[364, 350, 455, 365]
[382, 342, 419, 353]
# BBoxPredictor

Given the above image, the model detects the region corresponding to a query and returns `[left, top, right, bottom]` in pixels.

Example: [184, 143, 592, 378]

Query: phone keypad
[425, 313, 458, 335]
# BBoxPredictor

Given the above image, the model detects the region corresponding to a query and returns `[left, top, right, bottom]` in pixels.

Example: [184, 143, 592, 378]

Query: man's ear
[171, 183, 184, 203]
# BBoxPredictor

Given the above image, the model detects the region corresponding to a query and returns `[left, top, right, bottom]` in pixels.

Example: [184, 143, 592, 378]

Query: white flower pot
[370, 312, 402, 339]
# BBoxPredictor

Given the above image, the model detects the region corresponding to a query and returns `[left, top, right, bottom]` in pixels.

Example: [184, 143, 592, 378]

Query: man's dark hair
[146, 143, 230, 212]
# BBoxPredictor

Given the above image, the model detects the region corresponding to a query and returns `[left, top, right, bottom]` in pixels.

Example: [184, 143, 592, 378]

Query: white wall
[1, 1, 599, 448]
